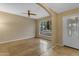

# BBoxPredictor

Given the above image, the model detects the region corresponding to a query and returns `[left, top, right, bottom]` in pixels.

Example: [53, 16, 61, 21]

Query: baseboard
[0, 36, 35, 44]
[64, 45, 79, 50]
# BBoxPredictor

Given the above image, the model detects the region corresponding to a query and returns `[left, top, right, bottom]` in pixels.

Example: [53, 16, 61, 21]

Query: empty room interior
[0, 3, 79, 56]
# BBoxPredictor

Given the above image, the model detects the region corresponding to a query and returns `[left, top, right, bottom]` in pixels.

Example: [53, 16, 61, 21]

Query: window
[67, 17, 78, 36]
[40, 20, 52, 36]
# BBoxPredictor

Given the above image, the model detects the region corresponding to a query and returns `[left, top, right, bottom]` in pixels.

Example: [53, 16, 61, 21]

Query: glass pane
[40, 20, 52, 36]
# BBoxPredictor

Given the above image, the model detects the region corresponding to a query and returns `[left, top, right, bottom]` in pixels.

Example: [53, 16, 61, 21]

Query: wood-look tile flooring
[0, 38, 79, 56]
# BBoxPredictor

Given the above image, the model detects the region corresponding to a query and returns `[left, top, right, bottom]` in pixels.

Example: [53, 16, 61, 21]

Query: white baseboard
[0, 36, 34, 44]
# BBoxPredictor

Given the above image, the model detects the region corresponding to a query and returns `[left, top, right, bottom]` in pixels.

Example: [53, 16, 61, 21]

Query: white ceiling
[0, 3, 79, 19]
[47, 3, 79, 13]
[0, 3, 49, 19]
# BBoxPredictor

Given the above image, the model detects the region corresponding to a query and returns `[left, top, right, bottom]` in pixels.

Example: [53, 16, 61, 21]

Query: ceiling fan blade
[30, 13, 37, 15]
[22, 13, 28, 14]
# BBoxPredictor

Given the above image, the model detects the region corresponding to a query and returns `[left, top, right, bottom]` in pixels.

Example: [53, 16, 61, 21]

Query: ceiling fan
[22, 10, 37, 17]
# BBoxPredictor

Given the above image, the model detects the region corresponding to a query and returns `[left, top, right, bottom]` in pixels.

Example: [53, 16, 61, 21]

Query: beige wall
[0, 12, 35, 43]
[35, 20, 39, 38]
[57, 8, 79, 46]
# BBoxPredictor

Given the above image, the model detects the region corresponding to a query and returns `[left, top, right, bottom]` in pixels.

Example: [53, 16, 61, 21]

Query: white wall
[0, 12, 35, 43]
